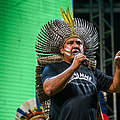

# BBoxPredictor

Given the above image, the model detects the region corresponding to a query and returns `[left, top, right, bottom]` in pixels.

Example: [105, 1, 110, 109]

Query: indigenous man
[36, 7, 120, 120]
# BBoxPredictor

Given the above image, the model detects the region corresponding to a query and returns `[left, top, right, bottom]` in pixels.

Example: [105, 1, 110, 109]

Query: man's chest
[67, 68, 97, 95]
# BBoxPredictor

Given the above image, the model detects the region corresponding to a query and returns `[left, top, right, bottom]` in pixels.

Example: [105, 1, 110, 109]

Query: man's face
[60, 37, 84, 63]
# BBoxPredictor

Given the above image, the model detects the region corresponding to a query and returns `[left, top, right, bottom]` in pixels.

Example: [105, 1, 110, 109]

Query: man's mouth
[72, 50, 80, 55]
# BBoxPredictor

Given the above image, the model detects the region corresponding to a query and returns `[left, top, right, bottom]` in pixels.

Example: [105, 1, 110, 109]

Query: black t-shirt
[42, 61, 113, 120]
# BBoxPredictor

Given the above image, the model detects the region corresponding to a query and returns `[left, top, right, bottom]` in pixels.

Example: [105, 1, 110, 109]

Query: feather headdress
[35, 6, 98, 62]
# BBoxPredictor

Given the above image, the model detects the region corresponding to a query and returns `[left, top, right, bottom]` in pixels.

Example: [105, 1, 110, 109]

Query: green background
[0, 0, 72, 119]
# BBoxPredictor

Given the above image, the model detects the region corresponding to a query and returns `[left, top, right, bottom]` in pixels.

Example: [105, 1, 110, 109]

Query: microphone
[75, 52, 88, 65]
[75, 52, 96, 69]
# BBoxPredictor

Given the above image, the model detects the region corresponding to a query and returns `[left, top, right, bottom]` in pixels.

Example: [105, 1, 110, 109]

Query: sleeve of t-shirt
[41, 64, 57, 84]
[95, 69, 113, 91]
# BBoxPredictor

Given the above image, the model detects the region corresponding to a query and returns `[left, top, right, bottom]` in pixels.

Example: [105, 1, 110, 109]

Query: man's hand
[114, 51, 120, 69]
[109, 51, 120, 92]
[71, 53, 87, 70]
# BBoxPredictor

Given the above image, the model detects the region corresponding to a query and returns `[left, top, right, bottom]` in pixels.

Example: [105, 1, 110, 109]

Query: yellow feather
[60, 5, 70, 24]
[63, 12, 70, 24]
[67, 6, 74, 27]
[71, 8, 73, 19]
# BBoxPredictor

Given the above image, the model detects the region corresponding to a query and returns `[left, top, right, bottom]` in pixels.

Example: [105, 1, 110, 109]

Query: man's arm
[108, 51, 120, 92]
[43, 53, 87, 96]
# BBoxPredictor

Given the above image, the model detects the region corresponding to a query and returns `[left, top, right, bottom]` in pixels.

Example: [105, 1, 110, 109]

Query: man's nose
[72, 42, 79, 47]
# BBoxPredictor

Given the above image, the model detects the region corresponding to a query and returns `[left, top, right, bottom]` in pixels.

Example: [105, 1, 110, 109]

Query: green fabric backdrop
[0, 0, 72, 119]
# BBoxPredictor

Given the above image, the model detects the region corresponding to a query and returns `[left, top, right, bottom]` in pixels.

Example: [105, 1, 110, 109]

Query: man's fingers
[114, 55, 120, 66]
[75, 56, 87, 63]
[116, 51, 120, 56]
[115, 56, 120, 63]
[114, 51, 120, 65]
[115, 56, 120, 60]
[75, 53, 86, 59]
[76, 56, 86, 60]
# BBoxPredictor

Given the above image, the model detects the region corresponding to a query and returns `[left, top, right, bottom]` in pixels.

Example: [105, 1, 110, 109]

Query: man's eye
[76, 41, 82, 45]
[67, 41, 73, 44]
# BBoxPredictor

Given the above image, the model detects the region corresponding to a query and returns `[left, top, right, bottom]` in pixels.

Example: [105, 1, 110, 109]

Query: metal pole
[89, 0, 93, 22]
[109, 0, 117, 120]
[98, 0, 105, 73]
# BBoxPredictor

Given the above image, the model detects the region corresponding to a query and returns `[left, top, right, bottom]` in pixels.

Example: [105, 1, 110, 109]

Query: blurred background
[73, 0, 120, 120]
[0, 0, 120, 120]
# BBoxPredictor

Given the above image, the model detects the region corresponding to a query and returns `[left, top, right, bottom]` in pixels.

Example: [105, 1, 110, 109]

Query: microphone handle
[75, 52, 96, 69]
[85, 59, 97, 69]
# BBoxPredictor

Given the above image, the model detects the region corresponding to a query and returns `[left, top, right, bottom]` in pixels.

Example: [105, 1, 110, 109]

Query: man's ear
[59, 45, 64, 54]
[83, 46, 86, 52]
